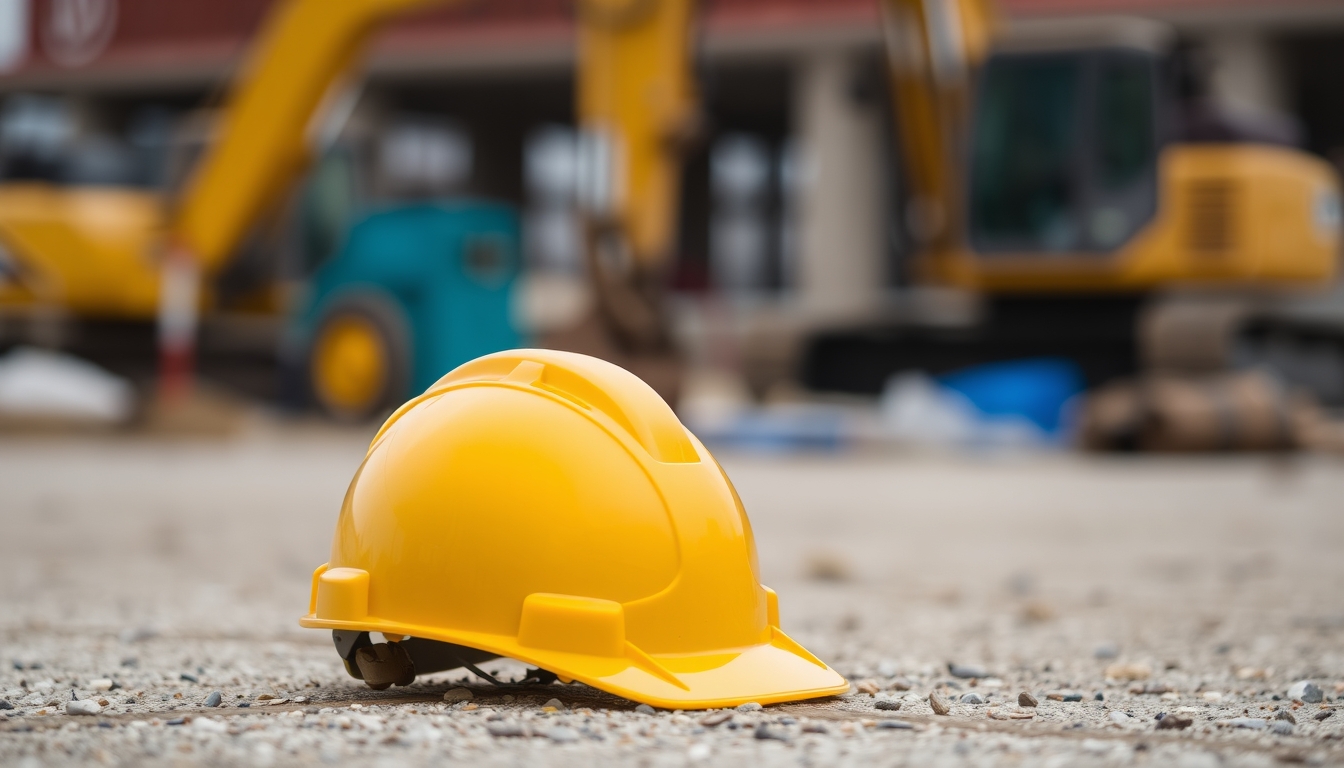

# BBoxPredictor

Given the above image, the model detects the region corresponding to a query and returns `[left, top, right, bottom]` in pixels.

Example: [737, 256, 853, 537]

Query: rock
[1109, 711, 1132, 724]
[960, 693, 985, 704]
[546, 726, 580, 743]
[1224, 717, 1268, 730]
[700, 711, 733, 727]
[542, 698, 565, 711]
[1130, 683, 1174, 695]
[0, 700, 13, 710]
[877, 720, 914, 729]
[948, 663, 988, 679]
[736, 702, 762, 712]
[443, 688, 472, 703]
[1018, 692, 1038, 707]
[987, 709, 1034, 720]
[635, 704, 656, 715]
[89, 679, 114, 692]
[1047, 692, 1083, 702]
[754, 724, 788, 741]
[856, 679, 881, 695]
[1288, 681, 1324, 704]
[1105, 662, 1152, 681]
[889, 677, 914, 691]
[1156, 716, 1193, 730]
[1270, 721, 1294, 736]
[874, 700, 902, 711]
[802, 722, 829, 734]
[1313, 710, 1333, 722]
[66, 700, 101, 716]
[929, 691, 950, 716]
[486, 721, 527, 738]
[179, 673, 198, 683]
[1094, 692, 1105, 701]
[204, 691, 222, 708]
[1094, 643, 1120, 660]
[1275, 709, 1297, 724]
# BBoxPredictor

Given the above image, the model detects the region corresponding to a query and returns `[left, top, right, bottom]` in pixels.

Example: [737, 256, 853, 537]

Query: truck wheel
[308, 294, 411, 422]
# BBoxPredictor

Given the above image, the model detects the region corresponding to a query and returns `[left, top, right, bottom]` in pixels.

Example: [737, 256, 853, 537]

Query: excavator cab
[968, 42, 1160, 256]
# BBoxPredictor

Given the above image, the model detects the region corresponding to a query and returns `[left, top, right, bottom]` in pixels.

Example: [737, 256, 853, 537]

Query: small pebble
[960, 693, 985, 705]
[1094, 692, 1105, 701]
[1313, 710, 1333, 721]
[0, 700, 13, 711]
[1156, 716, 1193, 731]
[1224, 717, 1268, 730]
[443, 688, 472, 703]
[1094, 643, 1119, 660]
[203, 691, 222, 708]
[929, 691, 950, 716]
[635, 704, 656, 715]
[889, 677, 913, 691]
[546, 725, 580, 743]
[179, 673, 198, 683]
[1270, 721, 1294, 736]
[856, 679, 881, 695]
[1287, 681, 1324, 704]
[487, 721, 527, 738]
[754, 724, 788, 741]
[165, 717, 186, 726]
[1274, 709, 1296, 724]
[874, 700, 902, 711]
[543, 698, 565, 711]
[948, 663, 988, 679]
[89, 679, 113, 692]
[736, 702, 762, 712]
[65, 700, 101, 716]
[700, 711, 733, 727]
[877, 720, 914, 730]
[1109, 711, 1132, 724]
[802, 722, 829, 734]
[1018, 692, 1038, 707]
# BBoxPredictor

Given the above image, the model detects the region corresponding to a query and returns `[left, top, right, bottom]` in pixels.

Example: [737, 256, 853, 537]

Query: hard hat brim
[300, 614, 849, 709]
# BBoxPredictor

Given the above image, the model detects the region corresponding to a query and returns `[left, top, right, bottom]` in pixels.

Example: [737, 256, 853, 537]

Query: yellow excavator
[804, 0, 1342, 406]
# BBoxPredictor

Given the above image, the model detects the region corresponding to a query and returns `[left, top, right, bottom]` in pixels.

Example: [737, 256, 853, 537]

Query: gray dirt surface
[2, 422, 1344, 766]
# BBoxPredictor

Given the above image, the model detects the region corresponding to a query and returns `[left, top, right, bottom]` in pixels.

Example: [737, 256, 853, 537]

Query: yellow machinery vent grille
[1185, 180, 1237, 254]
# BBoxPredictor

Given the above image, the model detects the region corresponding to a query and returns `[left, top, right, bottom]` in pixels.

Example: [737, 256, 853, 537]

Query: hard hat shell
[300, 349, 848, 709]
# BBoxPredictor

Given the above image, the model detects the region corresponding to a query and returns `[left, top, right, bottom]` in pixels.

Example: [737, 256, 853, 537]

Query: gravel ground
[2, 421, 1344, 766]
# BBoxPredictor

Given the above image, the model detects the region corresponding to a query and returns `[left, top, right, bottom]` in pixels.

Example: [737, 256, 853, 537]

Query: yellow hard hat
[299, 349, 848, 709]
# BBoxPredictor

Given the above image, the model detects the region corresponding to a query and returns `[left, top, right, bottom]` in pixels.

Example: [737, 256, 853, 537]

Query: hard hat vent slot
[444, 352, 698, 463]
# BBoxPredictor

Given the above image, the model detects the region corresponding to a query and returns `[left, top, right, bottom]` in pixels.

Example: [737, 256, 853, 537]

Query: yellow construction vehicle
[0, 0, 697, 418]
[563, 0, 1343, 406]
[802, 1, 1343, 405]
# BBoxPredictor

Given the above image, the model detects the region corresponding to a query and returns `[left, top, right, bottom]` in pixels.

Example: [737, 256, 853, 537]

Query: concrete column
[1201, 29, 1288, 118]
[791, 49, 886, 321]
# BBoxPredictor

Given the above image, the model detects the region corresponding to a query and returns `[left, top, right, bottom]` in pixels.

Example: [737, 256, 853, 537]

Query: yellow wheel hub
[312, 315, 388, 414]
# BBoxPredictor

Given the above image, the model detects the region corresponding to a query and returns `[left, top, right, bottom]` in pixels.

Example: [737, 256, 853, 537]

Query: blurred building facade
[0, 0, 1340, 322]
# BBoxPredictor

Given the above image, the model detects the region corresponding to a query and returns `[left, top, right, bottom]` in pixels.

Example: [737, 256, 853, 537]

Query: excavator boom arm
[171, 0, 460, 273]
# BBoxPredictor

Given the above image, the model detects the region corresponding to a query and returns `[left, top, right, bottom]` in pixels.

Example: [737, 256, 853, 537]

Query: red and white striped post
[156, 244, 201, 402]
